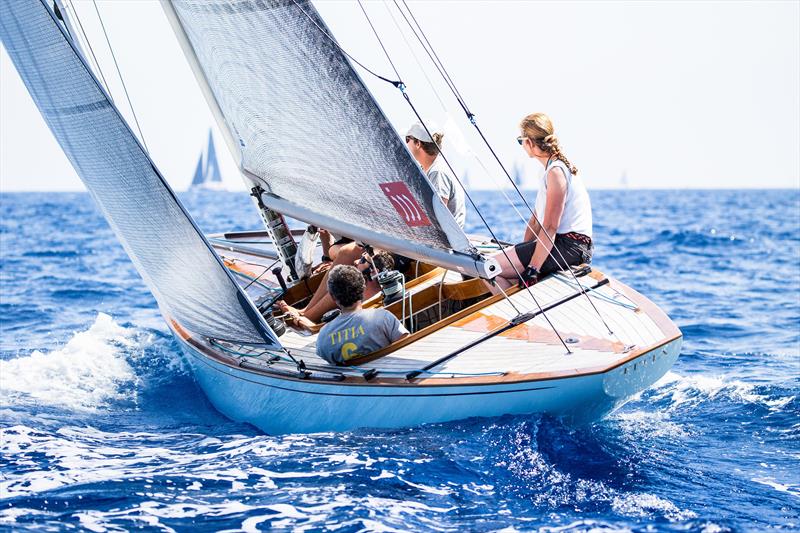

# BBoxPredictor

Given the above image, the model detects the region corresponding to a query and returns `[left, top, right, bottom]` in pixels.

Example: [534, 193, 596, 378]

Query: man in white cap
[405, 122, 466, 228]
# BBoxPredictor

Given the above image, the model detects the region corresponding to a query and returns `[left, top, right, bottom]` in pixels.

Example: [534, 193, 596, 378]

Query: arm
[522, 214, 542, 242]
[429, 170, 452, 210]
[319, 228, 334, 260]
[527, 167, 568, 270]
[386, 311, 410, 342]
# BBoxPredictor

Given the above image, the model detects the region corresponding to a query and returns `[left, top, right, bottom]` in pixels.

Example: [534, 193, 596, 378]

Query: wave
[644, 371, 796, 413]
[0, 313, 151, 412]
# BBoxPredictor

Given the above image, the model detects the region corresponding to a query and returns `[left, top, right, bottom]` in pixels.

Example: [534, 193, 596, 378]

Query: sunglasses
[405, 136, 416, 144]
[516, 136, 527, 146]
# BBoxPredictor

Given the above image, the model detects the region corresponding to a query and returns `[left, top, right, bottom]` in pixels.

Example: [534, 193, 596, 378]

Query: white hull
[178, 334, 682, 434]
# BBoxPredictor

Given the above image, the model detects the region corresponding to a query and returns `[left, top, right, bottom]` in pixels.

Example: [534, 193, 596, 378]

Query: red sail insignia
[380, 182, 431, 227]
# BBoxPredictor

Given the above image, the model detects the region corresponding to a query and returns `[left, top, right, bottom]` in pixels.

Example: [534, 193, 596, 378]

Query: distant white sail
[190, 129, 223, 189]
[162, 0, 497, 278]
[0, 0, 281, 347]
[512, 162, 524, 188]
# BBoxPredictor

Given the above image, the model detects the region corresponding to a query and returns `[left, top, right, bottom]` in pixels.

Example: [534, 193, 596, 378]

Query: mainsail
[0, 0, 281, 347]
[162, 0, 498, 278]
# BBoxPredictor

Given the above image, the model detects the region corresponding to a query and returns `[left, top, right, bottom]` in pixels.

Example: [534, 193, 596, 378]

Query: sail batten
[0, 0, 281, 348]
[163, 0, 498, 278]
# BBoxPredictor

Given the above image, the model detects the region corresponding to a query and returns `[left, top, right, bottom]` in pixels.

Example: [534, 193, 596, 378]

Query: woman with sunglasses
[492, 112, 593, 289]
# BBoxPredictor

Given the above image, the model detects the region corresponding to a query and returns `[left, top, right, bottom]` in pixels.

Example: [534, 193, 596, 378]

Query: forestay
[162, 0, 498, 278]
[0, 0, 281, 348]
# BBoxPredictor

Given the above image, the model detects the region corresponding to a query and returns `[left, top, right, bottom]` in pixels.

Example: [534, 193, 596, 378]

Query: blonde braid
[542, 134, 578, 175]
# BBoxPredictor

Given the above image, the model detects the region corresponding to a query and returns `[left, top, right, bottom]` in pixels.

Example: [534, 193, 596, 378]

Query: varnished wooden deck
[205, 233, 680, 385]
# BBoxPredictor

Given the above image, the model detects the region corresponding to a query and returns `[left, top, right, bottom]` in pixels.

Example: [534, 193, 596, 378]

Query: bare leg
[485, 246, 526, 294]
[301, 265, 384, 323]
[301, 242, 364, 319]
[302, 293, 336, 322]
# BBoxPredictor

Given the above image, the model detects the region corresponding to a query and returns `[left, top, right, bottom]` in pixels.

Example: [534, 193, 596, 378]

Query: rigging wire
[91, 0, 149, 153]
[395, 0, 469, 111]
[210, 339, 504, 378]
[64, 0, 112, 97]
[242, 258, 282, 291]
[382, 1, 541, 242]
[389, 1, 581, 265]
[381, 1, 449, 112]
[357, 0, 402, 81]
[382, 0, 544, 242]
[289, 0, 403, 88]
[353, 3, 570, 353]
[394, 0, 617, 338]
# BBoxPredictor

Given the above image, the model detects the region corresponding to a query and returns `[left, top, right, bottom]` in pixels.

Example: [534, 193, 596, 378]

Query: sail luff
[160, 0, 244, 169]
[0, 0, 281, 347]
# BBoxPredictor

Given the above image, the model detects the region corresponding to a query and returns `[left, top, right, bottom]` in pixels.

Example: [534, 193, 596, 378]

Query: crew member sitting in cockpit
[315, 264, 408, 365]
[279, 249, 396, 331]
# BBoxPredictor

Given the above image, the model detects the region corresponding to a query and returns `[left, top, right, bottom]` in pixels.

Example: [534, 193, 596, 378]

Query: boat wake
[0, 313, 152, 412]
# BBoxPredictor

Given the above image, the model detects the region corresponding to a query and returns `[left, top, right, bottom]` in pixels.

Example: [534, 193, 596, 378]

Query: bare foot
[277, 301, 321, 333]
[292, 315, 322, 333]
[277, 300, 302, 316]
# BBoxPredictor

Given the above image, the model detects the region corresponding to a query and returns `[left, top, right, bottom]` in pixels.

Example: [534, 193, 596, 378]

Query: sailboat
[190, 129, 225, 190]
[1, 0, 681, 435]
[620, 170, 630, 189]
[511, 161, 526, 189]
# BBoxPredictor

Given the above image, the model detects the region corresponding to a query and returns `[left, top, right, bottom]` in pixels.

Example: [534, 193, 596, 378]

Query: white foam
[0, 313, 148, 411]
[751, 477, 800, 498]
[649, 371, 795, 412]
[612, 409, 689, 439]
[611, 492, 697, 520]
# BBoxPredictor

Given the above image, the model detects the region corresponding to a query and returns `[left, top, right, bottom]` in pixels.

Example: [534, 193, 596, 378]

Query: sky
[1, 0, 798, 192]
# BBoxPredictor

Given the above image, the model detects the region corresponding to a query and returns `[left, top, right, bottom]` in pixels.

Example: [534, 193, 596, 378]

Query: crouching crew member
[316, 265, 408, 365]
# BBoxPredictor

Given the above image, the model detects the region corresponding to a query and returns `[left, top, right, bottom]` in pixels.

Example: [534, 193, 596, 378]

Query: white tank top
[533, 159, 593, 238]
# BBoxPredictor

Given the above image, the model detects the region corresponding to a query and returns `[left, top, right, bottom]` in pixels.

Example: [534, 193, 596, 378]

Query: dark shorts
[514, 233, 593, 275]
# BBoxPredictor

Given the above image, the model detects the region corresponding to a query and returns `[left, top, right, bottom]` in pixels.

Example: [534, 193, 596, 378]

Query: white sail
[0, 0, 282, 347]
[161, 0, 498, 279]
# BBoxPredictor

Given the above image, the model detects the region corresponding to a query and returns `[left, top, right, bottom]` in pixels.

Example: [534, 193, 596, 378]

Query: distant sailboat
[512, 162, 525, 189]
[619, 170, 629, 189]
[460, 170, 470, 190]
[190, 130, 224, 190]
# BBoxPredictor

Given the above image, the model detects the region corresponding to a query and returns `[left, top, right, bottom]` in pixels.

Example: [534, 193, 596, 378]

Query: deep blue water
[1, 189, 798, 532]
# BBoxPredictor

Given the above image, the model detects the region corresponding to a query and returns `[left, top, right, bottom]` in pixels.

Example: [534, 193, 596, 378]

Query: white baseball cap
[405, 121, 439, 143]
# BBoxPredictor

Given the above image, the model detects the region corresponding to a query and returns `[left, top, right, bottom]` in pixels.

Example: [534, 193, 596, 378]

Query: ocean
[1, 189, 798, 532]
